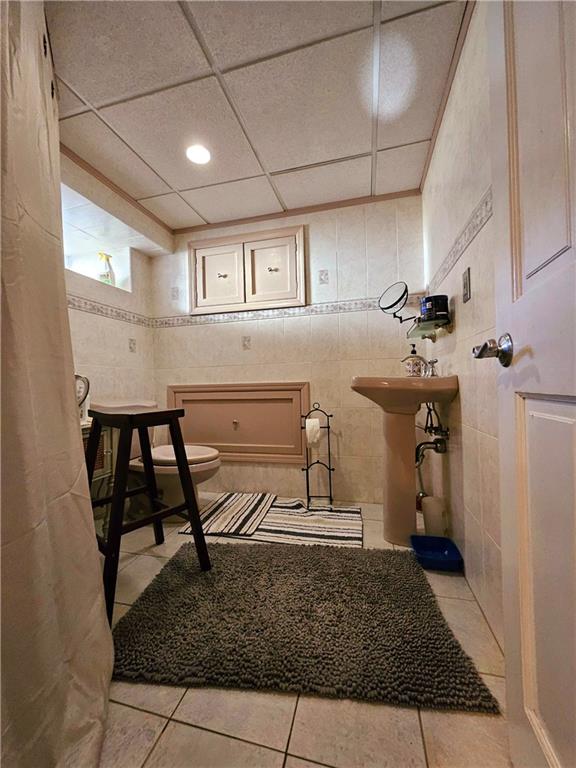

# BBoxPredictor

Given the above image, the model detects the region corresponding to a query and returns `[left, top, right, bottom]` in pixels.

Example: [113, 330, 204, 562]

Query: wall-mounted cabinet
[189, 226, 305, 315]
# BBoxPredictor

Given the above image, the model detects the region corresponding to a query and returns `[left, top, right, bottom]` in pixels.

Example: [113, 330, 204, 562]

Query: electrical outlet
[242, 335, 251, 350]
[462, 267, 471, 303]
[318, 270, 329, 285]
[128, 338, 137, 353]
[171, 286, 179, 301]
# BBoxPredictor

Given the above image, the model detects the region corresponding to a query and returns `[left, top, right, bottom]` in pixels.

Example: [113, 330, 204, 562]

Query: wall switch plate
[242, 335, 251, 350]
[463, 267, 471, 303]
[318, 270, 329, 285]
[128, 338, 137, 353]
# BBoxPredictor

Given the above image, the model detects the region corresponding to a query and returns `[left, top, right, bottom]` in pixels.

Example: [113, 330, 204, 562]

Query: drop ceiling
[47, 0, 466, 230]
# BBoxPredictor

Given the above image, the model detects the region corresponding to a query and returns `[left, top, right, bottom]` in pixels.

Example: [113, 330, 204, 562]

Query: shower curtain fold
[1, 3, 114, 766]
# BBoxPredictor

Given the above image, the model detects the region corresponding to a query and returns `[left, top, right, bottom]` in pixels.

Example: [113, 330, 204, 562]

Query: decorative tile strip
[428, 187, 492, 293]
[67, 294, 151, 328]
[151, 293, 423, 329]
[67, 292, 424, 329]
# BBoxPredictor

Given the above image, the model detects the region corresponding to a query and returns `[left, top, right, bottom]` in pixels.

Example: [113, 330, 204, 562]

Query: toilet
[91, 400, 221, 506]
[129, 443, 220, 507]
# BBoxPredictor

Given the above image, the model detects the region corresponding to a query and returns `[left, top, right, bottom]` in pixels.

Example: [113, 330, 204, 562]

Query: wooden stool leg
[168, 417, 211, 571]
[103, 425, 133, 624]
[85, 420, 102, 487]
[137, 426, 164, 545]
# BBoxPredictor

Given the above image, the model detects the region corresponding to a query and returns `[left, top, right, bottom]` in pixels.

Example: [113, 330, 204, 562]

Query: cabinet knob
[217, 272, 228, 279]
[267, 266, 279, 272]
[232, 419, 239, 429]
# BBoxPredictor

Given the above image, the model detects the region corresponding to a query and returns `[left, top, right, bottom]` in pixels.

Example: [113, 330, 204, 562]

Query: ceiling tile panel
[101, 78, 262, 190]
[139, 194, 206, 228]
[181, 177, 283, 223]
[46, 1, 210, 107]
[189, 1, 372, 70]
[381, 1, 447, 23]
[59, 113, 171, 198]
[274, 157, 371, 208]
[377, 2, 464, 149]
[225, 30, 373, 172]
[56, 79, 88, 119]
[375, 141, 429, 194]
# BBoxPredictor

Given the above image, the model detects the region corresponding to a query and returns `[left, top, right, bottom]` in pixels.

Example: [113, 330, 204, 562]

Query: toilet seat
[150, 444, 220, 467]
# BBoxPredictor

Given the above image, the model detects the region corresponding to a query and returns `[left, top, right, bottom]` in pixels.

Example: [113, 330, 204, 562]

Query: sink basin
[351, 375, 459, 545]
[351, 376, 459, 415]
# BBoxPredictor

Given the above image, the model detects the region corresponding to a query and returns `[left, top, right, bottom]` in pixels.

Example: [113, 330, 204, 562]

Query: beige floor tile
[174, 687, 297, 751]
[437, 597, 505, 676]
[285, 758, 326, 768]
[120, 525, 186, 558]
[420, 676, 511, 768]
[289, 696, 426, 768]
[114, 554, 167, 605]
[110, 680, 187, 718]
[99, 702, 166, 768]
[363, 520, 394, 549]
[425, 571, 475, 601]
[359, 502, 383, 522]
[145, 721, 284, 768]
[119, 552, 138, 572]
[112, 603, 130, 627]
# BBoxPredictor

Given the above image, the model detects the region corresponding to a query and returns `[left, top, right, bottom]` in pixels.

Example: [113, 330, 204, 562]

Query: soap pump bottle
[403, 344, 426, 377]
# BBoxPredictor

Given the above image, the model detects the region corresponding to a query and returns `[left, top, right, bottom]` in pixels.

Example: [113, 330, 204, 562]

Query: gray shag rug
[113, 543, 499, 713]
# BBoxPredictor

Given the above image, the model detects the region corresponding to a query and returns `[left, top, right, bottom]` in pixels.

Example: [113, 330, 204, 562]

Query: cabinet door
[194, 243, 245, 310]
[243, 235, 300, 305]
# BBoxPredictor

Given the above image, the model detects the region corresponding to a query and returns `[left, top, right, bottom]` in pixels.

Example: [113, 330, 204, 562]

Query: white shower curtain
[1, 3, 114, 766]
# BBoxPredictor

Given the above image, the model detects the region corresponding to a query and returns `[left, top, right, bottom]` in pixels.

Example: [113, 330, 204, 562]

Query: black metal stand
[301, 402, 335, 508]
[85, 406, 211, 625]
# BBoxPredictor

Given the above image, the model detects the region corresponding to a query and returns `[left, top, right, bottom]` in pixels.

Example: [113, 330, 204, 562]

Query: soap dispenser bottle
[403, 344, 425, 377]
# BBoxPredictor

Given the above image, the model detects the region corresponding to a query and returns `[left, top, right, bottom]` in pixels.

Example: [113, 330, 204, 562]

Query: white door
[488, 2, 575, 766]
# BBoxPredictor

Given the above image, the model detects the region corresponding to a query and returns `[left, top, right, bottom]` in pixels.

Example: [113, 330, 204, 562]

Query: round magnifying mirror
[378, 281, 409, 314]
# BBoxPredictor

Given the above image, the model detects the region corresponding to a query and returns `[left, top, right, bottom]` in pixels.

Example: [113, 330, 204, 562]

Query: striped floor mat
[180, 491, 276, 536]
[180, 494, 363, 547]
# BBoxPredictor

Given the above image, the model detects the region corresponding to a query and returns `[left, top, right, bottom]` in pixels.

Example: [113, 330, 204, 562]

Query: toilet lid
[151, 444, 220, 466]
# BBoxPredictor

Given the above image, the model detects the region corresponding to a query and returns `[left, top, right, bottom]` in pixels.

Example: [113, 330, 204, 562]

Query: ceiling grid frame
[58, 74, 209, 224]
[49, 0, 473, 231]
[177, 0, 289, 212]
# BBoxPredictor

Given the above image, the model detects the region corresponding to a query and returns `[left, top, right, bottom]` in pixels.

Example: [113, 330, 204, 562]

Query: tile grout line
[417, 708, 431, 768]
[168, 715, 287, 755]
[282, 693, 300, 765]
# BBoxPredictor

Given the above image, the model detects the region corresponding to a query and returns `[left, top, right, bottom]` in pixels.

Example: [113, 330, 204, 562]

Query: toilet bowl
[129, 444, 220, 506]
[90, 400, 221, 506]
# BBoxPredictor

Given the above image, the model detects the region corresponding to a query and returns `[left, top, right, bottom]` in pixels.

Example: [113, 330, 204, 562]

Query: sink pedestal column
[381, 412, 417, 546]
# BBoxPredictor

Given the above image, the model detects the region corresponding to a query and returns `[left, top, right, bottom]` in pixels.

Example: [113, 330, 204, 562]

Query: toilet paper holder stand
[301, 402, 335, 509]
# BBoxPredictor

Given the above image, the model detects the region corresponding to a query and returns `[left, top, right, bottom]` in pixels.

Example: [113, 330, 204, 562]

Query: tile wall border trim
[66, 293, 423, 329]
[428, 186, 492, 292]
[67, 294, 151, 327]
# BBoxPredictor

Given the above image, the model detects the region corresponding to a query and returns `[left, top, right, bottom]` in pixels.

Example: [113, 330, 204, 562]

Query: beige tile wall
[66, 248, 156, 402]
[422, 3, 503, 646]
[152, 196, 425, 503]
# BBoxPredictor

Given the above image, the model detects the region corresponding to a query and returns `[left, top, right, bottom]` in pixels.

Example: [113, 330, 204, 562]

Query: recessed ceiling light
[186, 144, 211, 164]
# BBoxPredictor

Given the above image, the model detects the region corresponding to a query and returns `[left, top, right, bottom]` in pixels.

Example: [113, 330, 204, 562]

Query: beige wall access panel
[168, 382, 310, 463]
[193, 242, 245, 310]
[189, 226, 305, 315]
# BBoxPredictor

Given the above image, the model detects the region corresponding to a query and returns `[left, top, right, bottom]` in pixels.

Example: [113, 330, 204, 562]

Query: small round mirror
[378, 281, 409, 314]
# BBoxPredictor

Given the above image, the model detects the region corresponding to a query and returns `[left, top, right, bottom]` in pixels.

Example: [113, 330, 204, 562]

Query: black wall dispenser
[378, 281, 452, 342]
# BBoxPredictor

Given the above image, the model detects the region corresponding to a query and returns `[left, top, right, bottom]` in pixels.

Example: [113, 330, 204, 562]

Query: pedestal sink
[351, 376, 459, 546]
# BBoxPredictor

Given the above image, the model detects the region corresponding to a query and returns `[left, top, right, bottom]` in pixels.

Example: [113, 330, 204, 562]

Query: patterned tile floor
[102, 499, 511, 768]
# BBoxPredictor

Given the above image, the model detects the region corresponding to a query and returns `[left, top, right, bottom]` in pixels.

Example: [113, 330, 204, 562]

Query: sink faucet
[400, 352, 439, 377]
